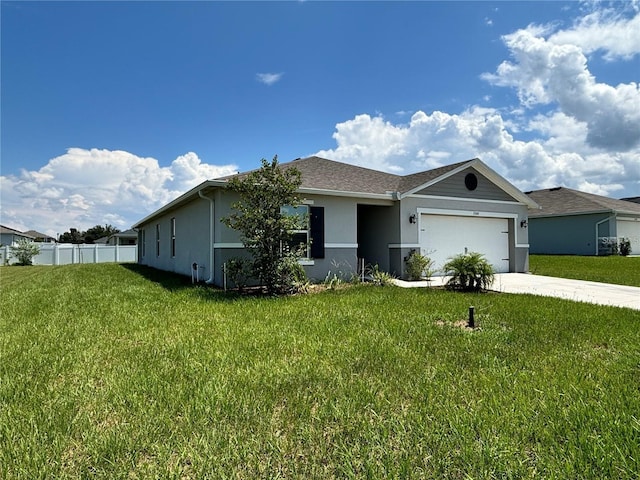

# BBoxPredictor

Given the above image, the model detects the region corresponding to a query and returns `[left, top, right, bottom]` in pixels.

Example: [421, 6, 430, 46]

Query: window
[281, 205, 309, 257]
[155, 224, 160, 256]
[465, 173, 478, 191]
[280, 205, 325, 259]
[171, 217, 176, 257]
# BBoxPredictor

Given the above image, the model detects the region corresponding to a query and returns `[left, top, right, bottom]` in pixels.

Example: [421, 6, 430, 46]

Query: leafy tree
[58, 228, 84, 244]
[9, 239, 41, 265]
[84, 224, 120, 243]
[221, 156, 307, 294]
[58, 225, 120, 244]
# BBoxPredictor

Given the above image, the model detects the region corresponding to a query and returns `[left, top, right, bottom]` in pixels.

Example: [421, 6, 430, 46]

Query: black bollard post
[468, 306, 475, 329]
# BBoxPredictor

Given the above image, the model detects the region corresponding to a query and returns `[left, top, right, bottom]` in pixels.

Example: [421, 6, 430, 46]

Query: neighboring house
[133, 156, 538, 285]
[96, 229, 138, 246]
[109, 229, 138, 246]
[526, 187, 640, 255]
[0, 225, 35, 246]
[22, 230, 57, 243]
[621, 196, 640, 204]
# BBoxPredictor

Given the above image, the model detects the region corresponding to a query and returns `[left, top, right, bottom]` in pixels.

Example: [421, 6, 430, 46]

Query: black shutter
[309, 206, 324, 259]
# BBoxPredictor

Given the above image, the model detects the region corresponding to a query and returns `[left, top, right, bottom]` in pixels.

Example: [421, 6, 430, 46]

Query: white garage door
[617, 218, 640, 255]
[420, 214, 510, 273]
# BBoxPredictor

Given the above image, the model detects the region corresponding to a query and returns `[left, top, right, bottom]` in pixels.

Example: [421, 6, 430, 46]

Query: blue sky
[2, 1, 639, 236]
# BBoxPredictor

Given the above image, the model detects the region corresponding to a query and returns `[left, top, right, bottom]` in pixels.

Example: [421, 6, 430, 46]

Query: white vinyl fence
[1, 243, 137, 266]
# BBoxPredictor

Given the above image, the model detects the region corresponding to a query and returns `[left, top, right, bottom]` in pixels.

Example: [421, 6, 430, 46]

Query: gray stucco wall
[399, 196, 530, 274]
[212, 192, 391, 286]
[138, 195, 213, 279]
[357, 203, 400, 273]
[528, 213, 611, 255]
[415, 168, 514, 202]
[137, 178, 532, 285]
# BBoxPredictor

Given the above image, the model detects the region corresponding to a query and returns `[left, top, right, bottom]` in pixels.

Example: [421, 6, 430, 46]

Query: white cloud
[549, 8, 640, 61]
[256, 72, 284, 86]
[0, 148, 237, 237]
[482, 11, 640, 151]
[315, 106, 639, 198]
[313, 6, 639, 200]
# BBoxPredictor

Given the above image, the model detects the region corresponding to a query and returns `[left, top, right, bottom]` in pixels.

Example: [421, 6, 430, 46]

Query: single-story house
[0, 225, 35, 246]
[526, 187, 640, 255]
[133, 156, 538, 285]
[95, 229, 138, 246]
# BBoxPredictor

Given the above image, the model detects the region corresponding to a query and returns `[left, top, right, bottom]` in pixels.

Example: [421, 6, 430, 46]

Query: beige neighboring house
[23, 230, 57, 243]
[133, 156, 538, 285]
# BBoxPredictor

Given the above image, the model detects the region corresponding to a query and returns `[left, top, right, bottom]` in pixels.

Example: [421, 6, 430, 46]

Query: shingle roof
[113, 228, 138, 237]
[1, 225, 35, 237]
[136, 156, 536, 228]
[526, 187, 640, 217]
[398, 160, 472, 193]
[218, 156, 472, 195]
[23, 230, 54, 240]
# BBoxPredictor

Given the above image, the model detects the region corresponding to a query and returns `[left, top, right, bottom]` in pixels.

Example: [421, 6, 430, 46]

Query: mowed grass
[1, 264, 639, 479]
[530, 254, 640, 287]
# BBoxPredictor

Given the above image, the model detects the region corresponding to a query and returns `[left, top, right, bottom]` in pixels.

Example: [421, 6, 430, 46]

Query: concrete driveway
[394, 274, 640, 310]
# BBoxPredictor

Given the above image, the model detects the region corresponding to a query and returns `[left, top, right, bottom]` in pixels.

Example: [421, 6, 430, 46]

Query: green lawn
[1, 264, 639, 479]
[530, 254, 640, 286]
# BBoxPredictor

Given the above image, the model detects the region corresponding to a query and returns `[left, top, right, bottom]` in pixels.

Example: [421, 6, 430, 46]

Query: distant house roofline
[527, 187, 640, 217]
[1, 225, 35, 238]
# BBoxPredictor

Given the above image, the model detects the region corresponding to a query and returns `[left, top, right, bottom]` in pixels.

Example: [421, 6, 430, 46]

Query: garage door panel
[420, 214, 510, 273]
[617, 219, 640, 255]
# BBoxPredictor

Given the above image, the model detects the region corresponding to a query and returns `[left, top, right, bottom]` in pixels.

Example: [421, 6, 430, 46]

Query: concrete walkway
[394, 273, 640, 310]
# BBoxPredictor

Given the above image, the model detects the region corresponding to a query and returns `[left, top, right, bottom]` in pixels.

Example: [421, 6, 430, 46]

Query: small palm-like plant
[443, 252, 495, 292]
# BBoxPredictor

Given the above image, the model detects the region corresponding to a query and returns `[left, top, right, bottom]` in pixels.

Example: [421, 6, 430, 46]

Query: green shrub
[225, 257, 251, 291]
[275, 255, 309, 294]
[404, 250, 434, 281]
[9, 239, 40, 266]
[619, 238, 632, 256]
[443, 251, 495, 292]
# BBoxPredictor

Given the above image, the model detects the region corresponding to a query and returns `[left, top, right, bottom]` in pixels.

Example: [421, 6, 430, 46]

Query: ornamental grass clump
[404, 251, 434, 281]
[443, 251, 495, 292]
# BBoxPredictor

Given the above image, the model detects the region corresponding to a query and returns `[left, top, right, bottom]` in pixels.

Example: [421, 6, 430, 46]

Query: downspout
[594, 215, 613, 256]
[198, 190, 215, 284]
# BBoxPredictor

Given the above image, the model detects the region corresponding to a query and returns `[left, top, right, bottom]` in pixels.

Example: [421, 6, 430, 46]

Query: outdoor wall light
[409, 214, 417, 224]
[520, 219, 528, 228]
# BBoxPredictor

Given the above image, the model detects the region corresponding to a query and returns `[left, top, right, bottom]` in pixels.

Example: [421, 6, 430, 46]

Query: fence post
[115, 243, 119, 262]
